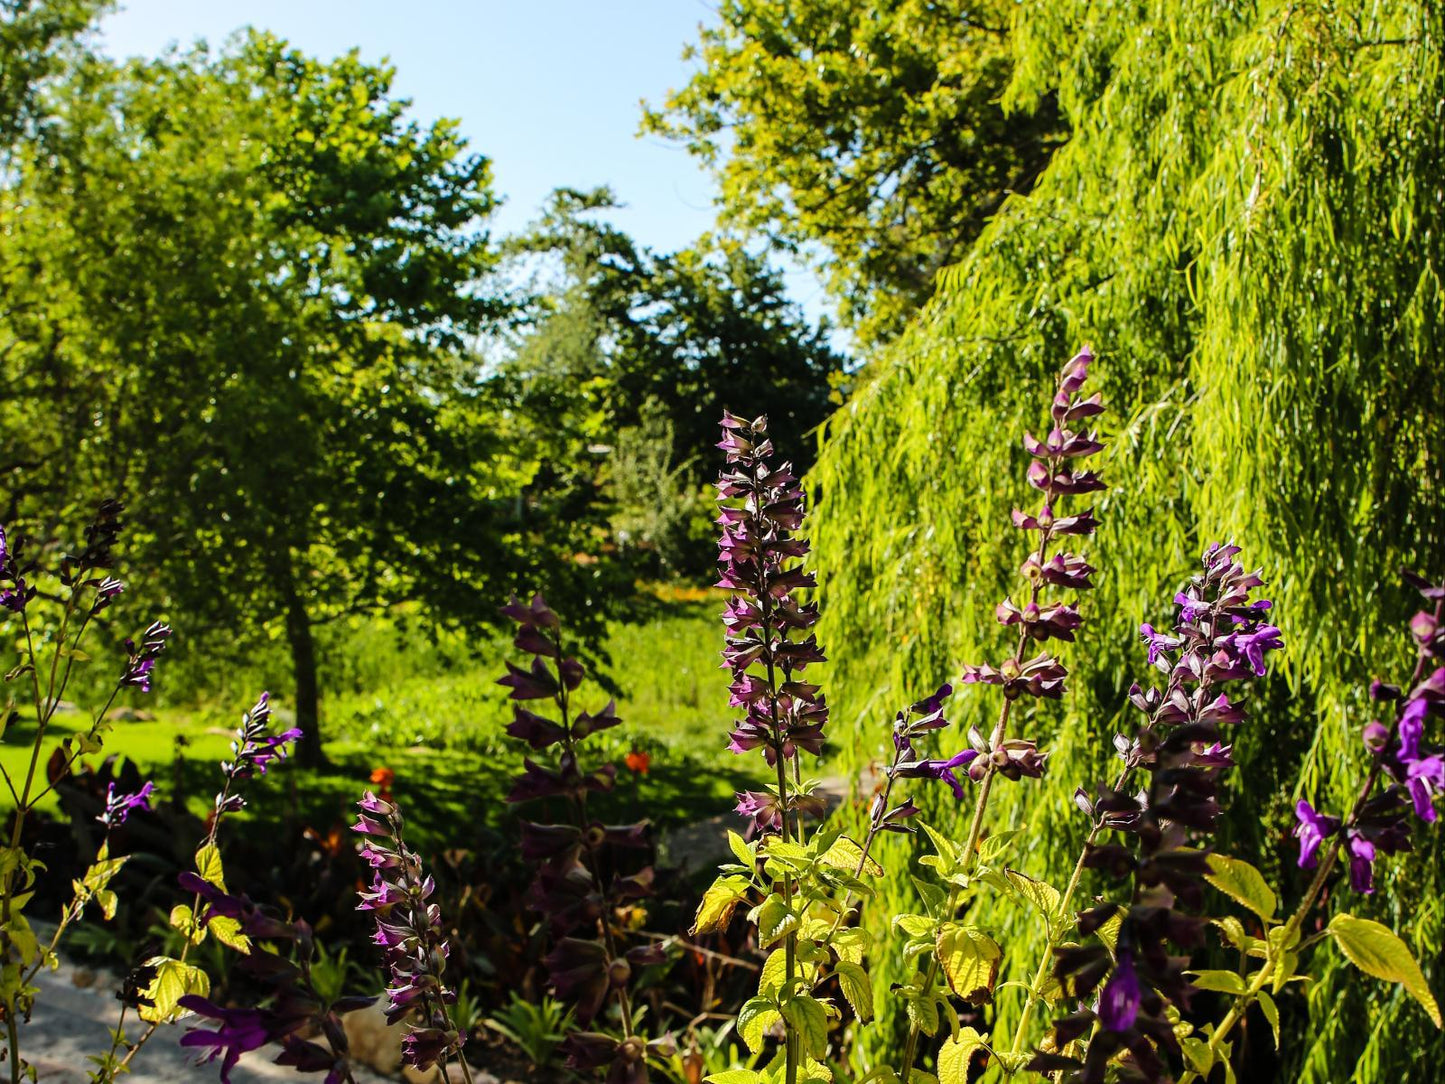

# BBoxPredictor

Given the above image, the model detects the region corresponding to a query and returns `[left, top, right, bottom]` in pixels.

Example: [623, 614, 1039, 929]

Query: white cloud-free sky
[96, 1, 836, 325]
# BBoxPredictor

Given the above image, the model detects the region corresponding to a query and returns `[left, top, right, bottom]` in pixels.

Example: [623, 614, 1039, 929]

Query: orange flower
[370, 766, 395, 789]
[624, 749, 650, 776]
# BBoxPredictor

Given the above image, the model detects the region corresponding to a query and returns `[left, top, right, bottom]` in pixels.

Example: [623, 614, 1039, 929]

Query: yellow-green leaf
[728, 830, 756, 868]
[834, 960, 873, 1022]
[832, 926, 868, 966]
[737, 996, 780, 1053]
[1328, 913, 1442, 1028]
[819, 835, 883, 877]
[1205, 854, 1276, 921]
[1189, 969, 1247, 995]
[194, 844, 226, 891]
[1004, 869, 1060, 919]
[935, 923, 1001, 1003]
[757, 893, 798, 948]
[138, 957, 210, 1023]
[694, 875, 749, 935]
[1257, 989, 1280, 1048]
[781, 994, 829, 1058]
[936, 1026, 985, 1084]
[207, 915, 251, 954]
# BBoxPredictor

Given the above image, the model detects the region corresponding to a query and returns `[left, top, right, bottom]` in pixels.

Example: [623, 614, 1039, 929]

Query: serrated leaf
[728, 830, 757, 868]
[194, 844, 226, 891]
[832, 926, 868, 965]
[781, 994, 830, 1058]
[759, 948, 789, 997]
[910, 875, 947, 917]
[920, 823, 959, 868]
[706, 1072, 763, 1084]
[936, 1026, 985, 1084]
[207, 915, 251, 954]
[935, 923, 1001, 1003]
[819, 835, 883, 877]
[1189, 969, 1247, 995]
[1257, 989, 1280, 1048]
[138, 957, 209, 1023]
[757, 893, 798, 948]
[1095, 909, 1123, 953]
[1328, 913, 1442, 1028]
[694, 875, 749, 934]
[893, 912, 934, 939]
[904, 990, 939, 1036]
[834, 960, 873, 1022]
[1004, 869, 1061, 919]
[168, 904, 205, 946]
[738, 996, 781, 1053]
[1205, 854, 1276, 921]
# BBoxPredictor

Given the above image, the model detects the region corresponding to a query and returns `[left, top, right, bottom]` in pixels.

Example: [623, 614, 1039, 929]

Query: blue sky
[96, 1, 836, 326]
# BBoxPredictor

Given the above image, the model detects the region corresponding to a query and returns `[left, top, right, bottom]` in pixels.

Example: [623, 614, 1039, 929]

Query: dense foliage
[806, 0, 1445, 1078]
[645, 0, 1064, 344]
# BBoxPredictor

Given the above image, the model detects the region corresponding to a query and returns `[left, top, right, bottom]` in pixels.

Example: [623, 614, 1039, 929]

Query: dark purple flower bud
[121, 621, 173, 692]
[1345, 830, 1377, 893]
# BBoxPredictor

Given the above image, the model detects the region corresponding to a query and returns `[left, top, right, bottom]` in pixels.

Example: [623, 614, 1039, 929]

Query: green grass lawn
[2, 590, 760, 852]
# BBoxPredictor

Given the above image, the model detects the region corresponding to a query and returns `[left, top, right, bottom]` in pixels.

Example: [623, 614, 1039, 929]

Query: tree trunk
[282, 561, 324, 768]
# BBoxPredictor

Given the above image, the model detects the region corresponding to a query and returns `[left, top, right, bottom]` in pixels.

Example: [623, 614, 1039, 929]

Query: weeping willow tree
[806, 0, 1444, 1078]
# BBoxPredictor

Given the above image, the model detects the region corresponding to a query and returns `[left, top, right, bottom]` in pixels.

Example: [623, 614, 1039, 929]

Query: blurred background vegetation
[4, 0, 1444, 1080]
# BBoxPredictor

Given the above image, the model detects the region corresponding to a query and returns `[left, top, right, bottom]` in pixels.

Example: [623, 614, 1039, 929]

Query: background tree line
[0, 0, 847, 763]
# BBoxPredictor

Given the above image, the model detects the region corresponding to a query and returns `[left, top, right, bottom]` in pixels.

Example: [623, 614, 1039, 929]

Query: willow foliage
[808, 0, 1444, 1077]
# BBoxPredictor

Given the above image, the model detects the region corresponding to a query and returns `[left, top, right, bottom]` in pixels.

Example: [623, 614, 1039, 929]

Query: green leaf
[728, 830, 757, 868]
[738, 996, 781, 1053]
[834, 960, 873, 1022]
[935, 923, 1001, 1003]
[1205, 855, 1276, 921]
[1180, 1036, 1215, 1076]
[936, 1026, 985, 1084]
[1095, 909, 1123, 953]
[1328, 913, 1442, 1028]
[706, 1072, 763, 1084]
[819, 835, 883, 877]
[1189, 969, 1247, 995]
[1257, 989, 1280, 1048]
[207, 915, 251, 954]
[194, 844, 226, 891]
[138, 957, 210, 1023]
[920, 823, 959, 868]
[904, 989, 939, 1036]
[893, 912, 934, 939]
[781, 994, 829, 1058]
[168, 904, 205, 946]
[756, 893, 798, 948]
[1004, 869, 1061, 919]
[832, 926, 868, 965]
[694, 875, 749, 935]
[910, 876, 947, 917]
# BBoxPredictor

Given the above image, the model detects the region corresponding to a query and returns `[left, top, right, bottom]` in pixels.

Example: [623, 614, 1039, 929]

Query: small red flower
[370, 766, 395, 800]
[624, 750, 650, 776]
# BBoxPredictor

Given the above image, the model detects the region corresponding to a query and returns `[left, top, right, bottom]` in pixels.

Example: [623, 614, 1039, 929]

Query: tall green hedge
[808, 0, 1445, 1077]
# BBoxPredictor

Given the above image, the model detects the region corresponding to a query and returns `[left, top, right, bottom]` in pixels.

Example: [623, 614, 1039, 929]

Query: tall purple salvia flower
[1289, 571, 1444, 893]
[716, 411, 829, 830]
[1044, 545, 1282, 1083]
[898, 347, 1107, 1084]
[352, 791, 467, 1075]
[499, 594, 670, 1084]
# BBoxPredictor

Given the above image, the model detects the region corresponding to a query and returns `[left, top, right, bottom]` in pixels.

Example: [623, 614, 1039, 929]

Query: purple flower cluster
[213, 692, 303, 816]
[121, 620, 173, 693]
[1046, 545, 1282, 1083]
[716, 411, 829, 829]
[1292, 572, 1445, 893]
[500, 594, 669, 1083]
[352, 791, 465, 1073]
[0, 524, 29, 613]
[97, 780, 154, 829]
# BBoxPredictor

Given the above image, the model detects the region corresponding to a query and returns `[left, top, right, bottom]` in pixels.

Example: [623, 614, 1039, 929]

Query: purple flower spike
[714, 412, 830, 787]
